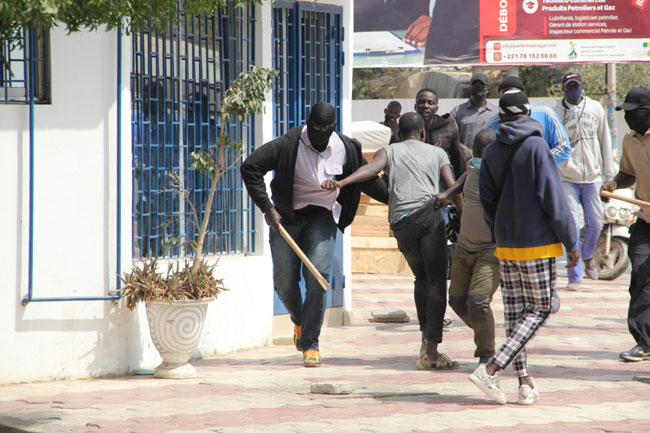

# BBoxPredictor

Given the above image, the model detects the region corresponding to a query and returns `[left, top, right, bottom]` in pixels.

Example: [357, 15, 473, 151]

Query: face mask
[470, 87, 488, 100]
[564, 87, 582, 103]
[471, 157, 482, 170]
[624, 106, 650, 135]
[307, 122, 335, 152]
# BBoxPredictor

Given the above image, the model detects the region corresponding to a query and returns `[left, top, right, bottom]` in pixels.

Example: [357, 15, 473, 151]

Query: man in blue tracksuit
[486, 76, 571, 166]
[469, 91, 580, 405]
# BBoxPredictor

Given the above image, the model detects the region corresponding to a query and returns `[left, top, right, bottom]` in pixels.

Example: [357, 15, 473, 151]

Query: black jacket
[240, 126, 388, 232]
[389, 113, 466, 179]
[426, 113, 466, 180]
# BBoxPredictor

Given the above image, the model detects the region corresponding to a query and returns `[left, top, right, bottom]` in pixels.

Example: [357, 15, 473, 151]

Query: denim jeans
[391, 198, 448, 342]
[562, 181, 604, 282]
[628, 219, 650, 350]
[269, 211, 337, 351]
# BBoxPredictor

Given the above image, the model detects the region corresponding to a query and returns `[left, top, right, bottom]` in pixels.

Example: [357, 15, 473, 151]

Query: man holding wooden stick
[241, 102, 387, 367]
[603, 86, 650, 362]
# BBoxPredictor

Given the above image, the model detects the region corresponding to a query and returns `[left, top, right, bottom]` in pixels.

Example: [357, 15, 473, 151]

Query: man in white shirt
[241, 102, 387, 368]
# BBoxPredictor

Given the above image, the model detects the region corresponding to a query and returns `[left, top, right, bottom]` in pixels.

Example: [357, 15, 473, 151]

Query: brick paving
[1, 270, 650, 433]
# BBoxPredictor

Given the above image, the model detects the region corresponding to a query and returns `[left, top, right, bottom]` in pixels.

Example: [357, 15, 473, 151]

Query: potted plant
[119, 65, 277, 378]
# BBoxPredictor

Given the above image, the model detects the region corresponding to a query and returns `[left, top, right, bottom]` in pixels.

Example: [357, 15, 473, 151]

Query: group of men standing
[240, 73, 650, 405]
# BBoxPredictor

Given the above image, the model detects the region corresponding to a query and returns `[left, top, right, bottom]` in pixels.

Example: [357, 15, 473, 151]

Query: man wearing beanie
[488, 77, 572, 314]
[603, 86, 650, 362]
[555, 72, 616, 290]
[487, 76, 571, 166]
[241, 102, 388, 367]
[472, 91, 579, 405]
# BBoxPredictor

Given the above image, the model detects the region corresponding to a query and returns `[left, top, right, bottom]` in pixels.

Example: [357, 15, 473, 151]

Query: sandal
[416, 352, 459, 370]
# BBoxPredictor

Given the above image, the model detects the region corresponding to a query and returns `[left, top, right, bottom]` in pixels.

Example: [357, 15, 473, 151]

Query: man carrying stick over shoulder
[603, 86, 650, 362]
[241, 102, 387, 368]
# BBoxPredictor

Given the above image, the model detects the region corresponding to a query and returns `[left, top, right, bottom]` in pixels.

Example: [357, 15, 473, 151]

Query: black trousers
[628, 218, 650, 349]
[390, 199, 447, 343]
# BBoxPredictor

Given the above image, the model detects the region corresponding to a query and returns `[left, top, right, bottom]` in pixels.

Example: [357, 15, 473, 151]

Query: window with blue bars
[131, 3, 256, 259]
[271, 2, 345, 314]
[0, 28, 50, 104]
[272, 2, 343, 135]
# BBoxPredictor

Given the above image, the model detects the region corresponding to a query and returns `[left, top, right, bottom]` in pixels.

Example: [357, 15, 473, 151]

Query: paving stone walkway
[2, 270, 649, 433]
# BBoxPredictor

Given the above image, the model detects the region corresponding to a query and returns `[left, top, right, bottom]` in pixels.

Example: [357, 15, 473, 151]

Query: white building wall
[0, 28, 143, 383]
[0, 0, 355, 384]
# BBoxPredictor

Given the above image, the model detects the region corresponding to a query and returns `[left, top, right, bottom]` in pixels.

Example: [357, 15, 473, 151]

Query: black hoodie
[426, 113, 466, 180]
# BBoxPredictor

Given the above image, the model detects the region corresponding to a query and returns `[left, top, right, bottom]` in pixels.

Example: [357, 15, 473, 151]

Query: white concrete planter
[145, 298, 214, 378]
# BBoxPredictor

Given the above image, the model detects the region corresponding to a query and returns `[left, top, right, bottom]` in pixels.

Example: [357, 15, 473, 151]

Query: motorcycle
[593, 188, 637, 280]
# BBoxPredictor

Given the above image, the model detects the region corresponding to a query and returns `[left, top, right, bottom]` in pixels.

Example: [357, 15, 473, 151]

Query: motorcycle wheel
[593, 236, 630, 280]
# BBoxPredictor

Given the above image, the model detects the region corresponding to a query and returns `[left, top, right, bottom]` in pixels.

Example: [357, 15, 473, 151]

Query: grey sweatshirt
[554, 95, 616, 183]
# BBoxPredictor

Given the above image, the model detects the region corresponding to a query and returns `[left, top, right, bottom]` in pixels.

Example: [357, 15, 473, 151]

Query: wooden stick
[600, 191, 650, 210]
[277, 224, 330, 291]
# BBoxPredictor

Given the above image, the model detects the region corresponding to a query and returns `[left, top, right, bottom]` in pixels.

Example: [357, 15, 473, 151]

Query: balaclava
[307, 102, 336, 152]
[625, 106, 650, 135]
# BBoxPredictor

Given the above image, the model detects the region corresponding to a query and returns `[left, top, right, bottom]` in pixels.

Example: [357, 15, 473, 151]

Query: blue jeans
[562, 181, 604, 282]
[390, 198, 448, 342]
[269, 211, 337, 351]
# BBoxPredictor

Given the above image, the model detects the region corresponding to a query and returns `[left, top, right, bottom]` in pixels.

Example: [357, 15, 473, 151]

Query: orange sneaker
[293, 325, 302, 351]
[303, 349, 321, 367]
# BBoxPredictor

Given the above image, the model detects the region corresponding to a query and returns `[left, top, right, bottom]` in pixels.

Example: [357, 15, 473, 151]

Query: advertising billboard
[353, 0, 650, 67]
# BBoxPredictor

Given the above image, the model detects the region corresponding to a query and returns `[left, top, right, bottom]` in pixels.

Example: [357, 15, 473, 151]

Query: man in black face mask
[602, 86, 650, 363]
[241, 102, 387, 368]
[450, 73, 497, 161]
[555, 72, 615, 290]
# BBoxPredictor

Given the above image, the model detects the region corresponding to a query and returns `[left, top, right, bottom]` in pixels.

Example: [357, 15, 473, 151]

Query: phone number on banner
[485, 39, 650, 64]
[485, 41, 564, 64]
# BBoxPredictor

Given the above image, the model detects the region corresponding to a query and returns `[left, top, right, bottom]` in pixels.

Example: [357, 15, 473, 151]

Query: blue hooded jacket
[479, 115, 578, 260]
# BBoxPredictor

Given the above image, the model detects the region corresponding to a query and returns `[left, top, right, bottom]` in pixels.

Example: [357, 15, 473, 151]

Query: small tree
[188, 65, 276, 269]
[0, 0, 263, 45]
[120, 65, 276, 308]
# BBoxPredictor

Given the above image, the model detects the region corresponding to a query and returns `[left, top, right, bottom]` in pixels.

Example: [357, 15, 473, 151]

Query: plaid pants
[492, 257, 555, 377]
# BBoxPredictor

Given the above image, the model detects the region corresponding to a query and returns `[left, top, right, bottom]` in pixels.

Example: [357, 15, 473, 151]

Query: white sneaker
[566, 281, 580, 291]
[517, 381, 540, 405]
[469, 364, 507, 404]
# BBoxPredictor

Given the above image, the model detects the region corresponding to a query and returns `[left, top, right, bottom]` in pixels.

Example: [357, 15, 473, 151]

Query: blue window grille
[131, 3, 256, 259]
[0, 28, 50, 104]
[272, 1, 343, 135]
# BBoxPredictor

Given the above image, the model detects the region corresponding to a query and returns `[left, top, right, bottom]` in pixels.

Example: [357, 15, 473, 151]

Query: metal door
[272, 1, 345, 314]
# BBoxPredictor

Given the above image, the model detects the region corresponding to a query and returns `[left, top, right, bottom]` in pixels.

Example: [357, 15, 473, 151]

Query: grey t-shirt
[457, 164, 495, 251]
[384, 139, 450, 217]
